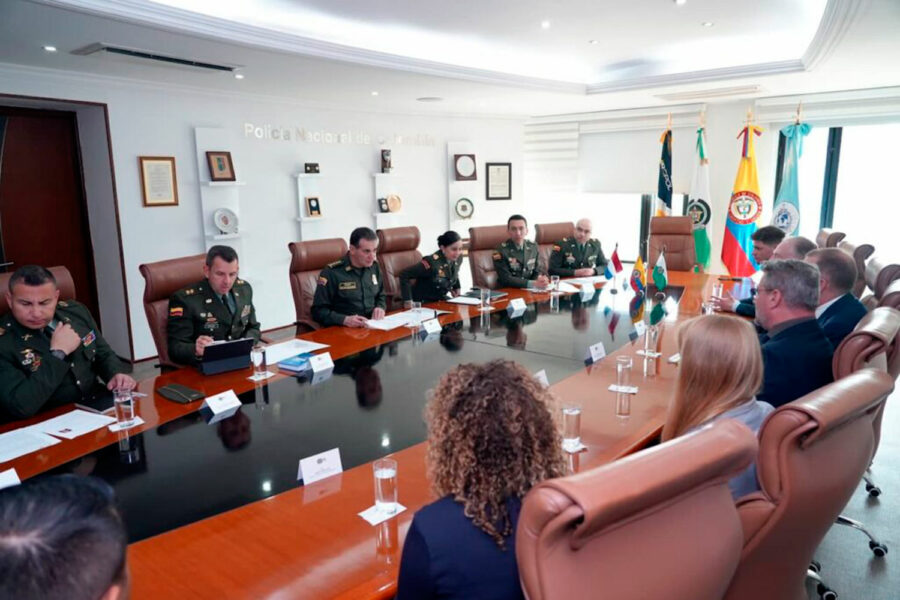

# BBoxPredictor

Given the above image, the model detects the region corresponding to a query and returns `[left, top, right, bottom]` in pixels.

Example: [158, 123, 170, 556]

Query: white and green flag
[652, 249, 668, 290]
[687, 127, 712, 270]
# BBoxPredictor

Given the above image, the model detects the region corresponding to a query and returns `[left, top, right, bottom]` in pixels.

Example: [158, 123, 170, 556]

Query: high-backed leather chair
[375, 227, 421, 311]
[649, 216, 696, 272]
[723, 369, 894, 600]
[468, 225, 509, 289]
[288, 238, 347, 333]
[861, 256, 900, 310]
[139, 254, 205, 369]
[838, 240, 875, 298]
[816, 228, 846, 248]
[534, 222, 574, 273]
[517, 420, 756, 600]
[880, 279, 900, 312]
[0, 266, 76, 316]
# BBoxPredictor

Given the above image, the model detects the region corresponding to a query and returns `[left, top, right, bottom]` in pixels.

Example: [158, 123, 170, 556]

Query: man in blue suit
[755, 259, 835, 408]
[806, 248, 868, 349]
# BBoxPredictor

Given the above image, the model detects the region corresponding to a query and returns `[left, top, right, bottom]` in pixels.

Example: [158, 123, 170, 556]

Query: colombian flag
[722, 124, 764, 276]
[630, 256, 646, 294]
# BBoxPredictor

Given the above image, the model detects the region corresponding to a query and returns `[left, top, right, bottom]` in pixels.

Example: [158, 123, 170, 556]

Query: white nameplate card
[310, 352, 334, 373]
[359, 503, 408, 526]
[608, 384, 639, 394]
[0, 469, 20, 490]
[203, 390, 242, 415]
[634, 321, 647, 336]
[562, 441, 587, 454]
[636, 349, 662, 358]
[422, 318, 442, 335]
[585, 342, 607, 364]
[298, 447, 343, 484]
[509, 297, 527, 311]
[534, 369, 550, 388]
[668, 353, 682, 364]
[580, 284, 596, 301]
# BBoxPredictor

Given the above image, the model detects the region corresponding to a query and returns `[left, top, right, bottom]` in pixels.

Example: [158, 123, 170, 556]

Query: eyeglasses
[575, 227, 591, 234]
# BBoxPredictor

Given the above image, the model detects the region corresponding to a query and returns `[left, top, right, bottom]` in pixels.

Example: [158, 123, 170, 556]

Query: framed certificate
[139, 156, 179, 207]
[486, 162, 511, 200]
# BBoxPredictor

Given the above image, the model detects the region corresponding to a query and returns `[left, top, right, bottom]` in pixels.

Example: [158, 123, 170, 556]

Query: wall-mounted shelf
[207, 232, 241, 240]
[295, 173, 323, 179]
[205, 181, 247, 187]
[296, 217, 327, 222]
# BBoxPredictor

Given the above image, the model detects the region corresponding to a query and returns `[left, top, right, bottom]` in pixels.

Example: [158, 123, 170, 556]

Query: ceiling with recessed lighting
[0, 0, 898, 117]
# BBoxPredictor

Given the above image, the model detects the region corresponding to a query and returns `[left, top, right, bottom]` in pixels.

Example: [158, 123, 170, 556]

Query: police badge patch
[687, 199, 711, 230]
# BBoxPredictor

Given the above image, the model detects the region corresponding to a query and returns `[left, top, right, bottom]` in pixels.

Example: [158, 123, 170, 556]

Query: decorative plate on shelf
[454, 154, 476, 181]
[455, 197, 474, 219]
[213, 208, 239, 235]
[386, 194, 402, 213]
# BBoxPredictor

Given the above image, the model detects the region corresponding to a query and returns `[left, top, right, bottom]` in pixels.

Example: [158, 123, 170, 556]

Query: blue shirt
[396, 496, 524, 600]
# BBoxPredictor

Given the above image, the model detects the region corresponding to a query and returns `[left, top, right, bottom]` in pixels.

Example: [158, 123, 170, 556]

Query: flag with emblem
[652, 249, 668, 290]
[687, 127, 712, 270]
[603, 306, 620, 340]
[650, 300, 667, 325]
[630, 256, 646, 294]
[629, 292, 645, 324]
[656, 128, 673, 216]
[772, 122, 811, 237]
[722, 122, 764, 276]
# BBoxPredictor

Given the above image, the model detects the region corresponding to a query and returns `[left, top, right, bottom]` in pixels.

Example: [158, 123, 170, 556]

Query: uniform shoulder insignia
[57, 300, 69, 307]
[421, 258, 431, 269]
[236, 279, 245, 285]
[432, 253, 439, 260]
[562, 237, 570, 243]
[492, 251, 502, 260]
[184, 288, 196, 296]
[317, 275, 328, 286]
[552, 244, 561, 251]
[326, 260, 342, 268]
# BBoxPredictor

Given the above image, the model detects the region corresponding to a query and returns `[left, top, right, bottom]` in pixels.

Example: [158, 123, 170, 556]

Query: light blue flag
[772, 122, 811, 236]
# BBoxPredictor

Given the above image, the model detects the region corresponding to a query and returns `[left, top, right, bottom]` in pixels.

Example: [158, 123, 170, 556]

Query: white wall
[0, 64, 525, 359]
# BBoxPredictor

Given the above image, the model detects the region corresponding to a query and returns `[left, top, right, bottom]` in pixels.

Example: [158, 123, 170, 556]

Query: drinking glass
[113, 389, 135, 429]
[373, 458, 398, 514]
[550, 275, 561, 294]
[479, 288, 492, 311]
[702, 302, 715, 315]
[561, 401, 582, 450]
[712, 282, 724, 299]
[616, 356, 632, 389]
[616, 393, 631, 418]
[251, 345, 267, 379]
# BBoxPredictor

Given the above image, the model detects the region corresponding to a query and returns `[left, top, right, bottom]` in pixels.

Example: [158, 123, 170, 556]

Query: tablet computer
[200, 338, 254, 375]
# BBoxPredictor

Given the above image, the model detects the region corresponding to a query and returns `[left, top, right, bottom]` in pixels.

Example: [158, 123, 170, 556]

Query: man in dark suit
[806, 248, 868, 348]
[712, 225, 786, 317]
[755, 259, 834, 408]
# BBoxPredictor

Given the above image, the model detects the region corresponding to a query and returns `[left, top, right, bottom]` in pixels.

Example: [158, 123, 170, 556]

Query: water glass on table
[712, 282, 724, 299]
[550, 275, 561, 294]
[114, 389, 135, 429]
[561, 401, 582, 451]
[479, 288, 492, 312]
[373, 458, 399, 515]
[251, 344, 267, 378]
[616, 356, 632, 389]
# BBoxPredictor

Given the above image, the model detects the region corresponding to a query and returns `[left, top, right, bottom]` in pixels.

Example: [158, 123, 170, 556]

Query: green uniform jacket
[398, 250, 462, 302]
[548, 237, 608, 277]
[167, 278, 261, 366]
[312, 254, 387, 327]
[493, 239, 542, 288]
[0, 300, 129, 421]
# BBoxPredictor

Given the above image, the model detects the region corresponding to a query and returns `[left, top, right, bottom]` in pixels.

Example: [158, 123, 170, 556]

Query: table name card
[585, 342, 607, 365]
[298, 448, 343, 484]
[422, 318, 442, 335]
[534, 369, 550, 388]
[310, 352, 334, 373]
[634, 321, 647, 337]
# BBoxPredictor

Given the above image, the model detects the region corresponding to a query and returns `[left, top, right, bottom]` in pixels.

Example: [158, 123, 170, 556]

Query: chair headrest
[288, 238, 348, 273]
[469, 225, 510, 251]
[881, 279, 900, 309]
[0, 266, 77, 316]
[535, 222, 574, 244]
[139, 255, 206, 303]
[838, 239, 875, 262]
[865, 256, 900, 298]
[528, 419, 756, 549]
[816, 228, 845, 248]
[376, 227, 420, 253]
[649, 216, 693, 235]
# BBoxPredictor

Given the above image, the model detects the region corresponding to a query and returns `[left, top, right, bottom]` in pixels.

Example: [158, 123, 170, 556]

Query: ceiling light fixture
[541, 20, 551, 29]
[702, 21, 714, 27]
[233, 73, 244, 79]
[674, 0, 687, 5]
[416, 97, 443, 102]
[43, 45, 57, 53]
[371, 91, 379, 96]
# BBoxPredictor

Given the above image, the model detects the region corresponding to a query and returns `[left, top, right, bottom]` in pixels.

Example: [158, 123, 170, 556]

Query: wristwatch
[50, 349, 67, 361]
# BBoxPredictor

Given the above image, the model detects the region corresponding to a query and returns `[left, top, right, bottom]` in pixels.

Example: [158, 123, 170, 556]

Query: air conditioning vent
[655, 85, 762, 101]
[72, 43, 241, 73]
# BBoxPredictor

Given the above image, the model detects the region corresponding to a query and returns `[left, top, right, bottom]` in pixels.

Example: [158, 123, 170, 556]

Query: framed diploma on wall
[485, 162, 511, 200]
[139, 156, 179, 207]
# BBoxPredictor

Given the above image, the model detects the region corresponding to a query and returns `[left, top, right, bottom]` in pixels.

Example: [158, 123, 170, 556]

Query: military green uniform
[167, 278, 261, 366]
[312, 254, 386, 327]
[0, 300, 130, 421]
[493, 239, 542, 288]
[398, 250, 462, 302]
[548, 237, 608, 277]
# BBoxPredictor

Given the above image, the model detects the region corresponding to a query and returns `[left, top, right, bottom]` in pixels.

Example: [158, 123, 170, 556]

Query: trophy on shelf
[381, 149, 392, 174]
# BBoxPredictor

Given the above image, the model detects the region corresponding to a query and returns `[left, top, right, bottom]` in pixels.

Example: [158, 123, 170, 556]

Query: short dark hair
[350, 227, 378, 247]
[0, 475, 127, 600]
[206, 245, 239, 267]
[437, 230, 461, 248]
[807, 248, 858, 293]
[507, 214, 527, 227]
[8, 265, 56, 293]
[751, 226, 786, 247]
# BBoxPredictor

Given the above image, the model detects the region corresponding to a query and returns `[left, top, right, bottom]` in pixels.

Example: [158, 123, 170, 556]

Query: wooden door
[0, 107, 100, 322]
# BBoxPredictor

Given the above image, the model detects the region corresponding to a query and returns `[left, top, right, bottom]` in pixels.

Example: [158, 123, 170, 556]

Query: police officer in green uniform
[0, 265, 134, 421]
[493, 214, 550, 289]
[167, 245, 261, 366]
[549, 218, 608, 277]
[312, 227, 387, 328]
[399, 230, 464, 304]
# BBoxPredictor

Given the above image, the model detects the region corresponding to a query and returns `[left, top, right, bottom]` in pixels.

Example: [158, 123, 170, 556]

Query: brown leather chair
[138, 254, 205, 369]
[468, 225, 510, 289]
[723, 369, 894, 600]
[861, 256, 900, 310]
[879, 279, 900, 311]
[0, 266, 77, 316]
[816, 228, 846, 248]
[517, 420, 756, 600]
[649, 216, 696, 272]
[288, 238, 348, 333]
[375, 227, 421, 311]
[534, 222, 574, 273]
[837, 240, 875, 298]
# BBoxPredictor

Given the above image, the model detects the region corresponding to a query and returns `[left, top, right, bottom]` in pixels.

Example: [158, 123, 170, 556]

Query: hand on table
[371, 307, 386, 320]
[343, 315, 369, 328]
[195, 335, 214, 357]
[535, 274, 550, 289]
[107, 373, 137, 391]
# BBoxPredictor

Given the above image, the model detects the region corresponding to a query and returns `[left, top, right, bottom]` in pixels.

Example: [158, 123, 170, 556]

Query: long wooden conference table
[0, 270, 741, 599]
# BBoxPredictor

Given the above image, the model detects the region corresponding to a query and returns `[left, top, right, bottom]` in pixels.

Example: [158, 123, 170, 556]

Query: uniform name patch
[169, 307, 184, 317]
[339, 281, 358, 290]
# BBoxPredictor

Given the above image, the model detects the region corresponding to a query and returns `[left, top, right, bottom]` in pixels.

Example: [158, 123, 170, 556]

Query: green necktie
[221, 293, 236, 316]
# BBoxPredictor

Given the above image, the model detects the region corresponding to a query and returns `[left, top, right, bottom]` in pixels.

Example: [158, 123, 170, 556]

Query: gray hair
[806, 248, 858, 293]
[760, 259, 820, 311]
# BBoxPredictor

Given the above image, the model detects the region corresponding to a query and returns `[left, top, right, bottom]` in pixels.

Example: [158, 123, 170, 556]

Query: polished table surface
[0, 271, 726, 599]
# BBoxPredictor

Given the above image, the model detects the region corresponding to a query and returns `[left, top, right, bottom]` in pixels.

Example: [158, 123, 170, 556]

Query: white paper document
[0, 468, 20, 489]
[0, 428, 61, 463]
[447, 296, 481, 305]
[366, 308, 448, 330]
[31, 410, 116, 440]
[608, 384, 639, 394]
[557, 282, 580, 294]
[358, 503, 408, 526]
[264, 339, 330, 364]
[568, 275, 607, 286]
